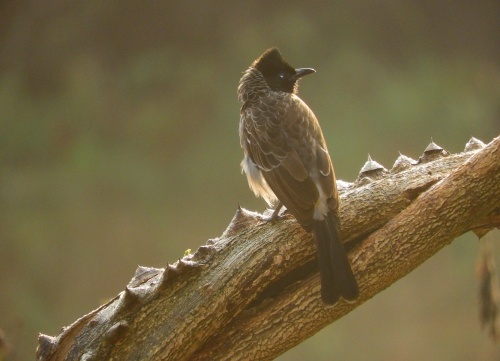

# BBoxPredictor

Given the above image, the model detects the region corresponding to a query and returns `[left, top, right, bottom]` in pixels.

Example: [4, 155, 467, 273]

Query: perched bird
[238, 48, 359, 305]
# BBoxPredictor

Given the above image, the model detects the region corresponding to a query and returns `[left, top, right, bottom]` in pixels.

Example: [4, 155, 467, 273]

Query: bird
[238, 48, 359, 305]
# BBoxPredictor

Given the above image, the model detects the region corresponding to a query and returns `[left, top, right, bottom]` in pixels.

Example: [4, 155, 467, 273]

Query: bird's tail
[313, 212, 359, 305]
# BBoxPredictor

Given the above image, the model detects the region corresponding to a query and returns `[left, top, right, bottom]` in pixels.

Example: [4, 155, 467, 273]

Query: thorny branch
[36, 136, 500, 361]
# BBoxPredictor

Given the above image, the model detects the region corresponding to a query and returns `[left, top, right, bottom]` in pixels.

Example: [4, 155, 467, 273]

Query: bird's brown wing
[242, 93, 336, 231]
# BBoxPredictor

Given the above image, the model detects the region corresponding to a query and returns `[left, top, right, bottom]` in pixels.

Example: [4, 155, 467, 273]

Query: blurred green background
[0, 1, 499, 360]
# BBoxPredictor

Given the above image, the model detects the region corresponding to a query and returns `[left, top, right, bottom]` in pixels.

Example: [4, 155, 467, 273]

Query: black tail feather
[313, 213, 359, 305]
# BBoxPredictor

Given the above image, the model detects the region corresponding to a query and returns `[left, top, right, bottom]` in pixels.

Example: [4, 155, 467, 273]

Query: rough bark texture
[37, 137, 500, 361]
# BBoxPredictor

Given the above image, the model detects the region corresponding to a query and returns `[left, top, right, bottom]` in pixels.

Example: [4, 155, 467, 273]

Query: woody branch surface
[37, 137, 500, 361]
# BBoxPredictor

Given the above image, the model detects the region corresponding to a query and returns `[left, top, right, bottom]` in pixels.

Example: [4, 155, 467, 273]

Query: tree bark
[37, 137, 500, 361]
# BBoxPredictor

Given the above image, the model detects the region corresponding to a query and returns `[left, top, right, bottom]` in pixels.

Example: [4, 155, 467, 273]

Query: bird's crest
[252, 48, 295, 78]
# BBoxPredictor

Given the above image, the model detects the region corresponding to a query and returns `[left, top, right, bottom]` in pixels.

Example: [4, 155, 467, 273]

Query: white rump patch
[241, 156, 277, 206]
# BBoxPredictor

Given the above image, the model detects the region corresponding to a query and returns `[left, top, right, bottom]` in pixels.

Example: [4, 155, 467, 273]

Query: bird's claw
[258, 213, 286, 225]
[258, 207, 288, 225]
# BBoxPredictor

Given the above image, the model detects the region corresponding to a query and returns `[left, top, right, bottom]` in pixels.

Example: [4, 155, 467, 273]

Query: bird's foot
[258, 203, 288, 225]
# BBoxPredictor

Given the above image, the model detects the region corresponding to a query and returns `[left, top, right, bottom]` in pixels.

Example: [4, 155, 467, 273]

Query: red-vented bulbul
[238, 48, 359, 305]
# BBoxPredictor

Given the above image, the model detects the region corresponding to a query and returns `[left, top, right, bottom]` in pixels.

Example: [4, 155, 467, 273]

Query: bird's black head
[252, 48, 315, 94]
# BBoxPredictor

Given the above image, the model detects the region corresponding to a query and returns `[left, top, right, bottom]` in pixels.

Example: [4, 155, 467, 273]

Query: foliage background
[1, 1, 499, 360]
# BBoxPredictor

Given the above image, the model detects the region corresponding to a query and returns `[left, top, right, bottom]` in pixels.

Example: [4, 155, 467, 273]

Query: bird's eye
[278, 72, 285, 79]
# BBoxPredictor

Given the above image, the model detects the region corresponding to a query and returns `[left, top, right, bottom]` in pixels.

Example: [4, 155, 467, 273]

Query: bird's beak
[293, 68, 316, 80]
